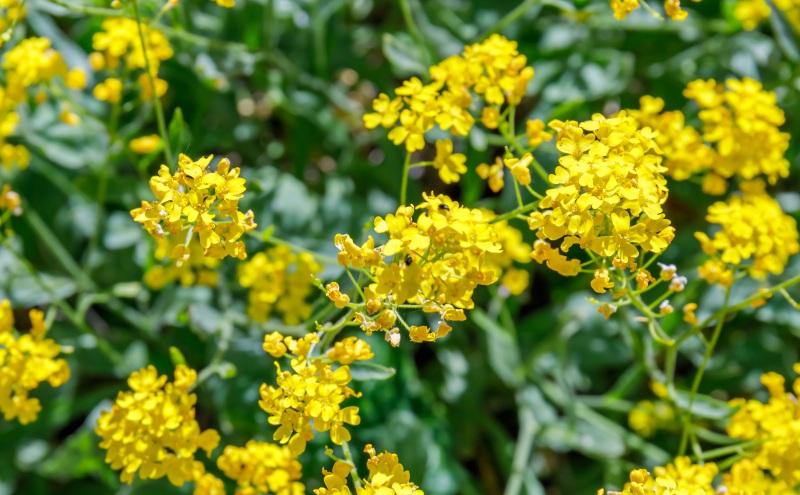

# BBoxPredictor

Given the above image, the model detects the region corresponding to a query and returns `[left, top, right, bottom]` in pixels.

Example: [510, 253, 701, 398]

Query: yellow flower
[334, 234, 382, 268]
[259, 357, 361, 455]
[211, 0, 234, 6]
[88, 51, 106, 71]
[327, 336, 374, 365]
[132, 153, 257, 261]
[0, 185, 21, 216]
[2, 37, 66, 102]
[238, 247, 321, 324]
[695, 187, 799, 278]
[525, 119, 552, 147]
[531, 113, 673, 275]
[129, 134, 162, 154]
[432, 139, 467, 184]
[64, 68, 87, 89]
[93, 77, 122, 103]
[628, 400, 674, 437]
[503, 153, 533, 186]
[500, 267, 529, 296]
[144, 235, 220, 290]
[326, 282, 351, 309]
[95, 365, 220, 485]
[591, 268, 614, 294]
[610, 0, 639, 20]
[216, 440, 304, 494]
[600, 458, 716, 495]
[59, 106, 80, 125]
[0, 302, 70, 424]
[409, 325, 437, 343]
[727, 365, 800, 486]
[367, 34, 533, 152]
[682, 302, 698, 324]
[477, 157, 505, 193]
[92, 17, 173, 73]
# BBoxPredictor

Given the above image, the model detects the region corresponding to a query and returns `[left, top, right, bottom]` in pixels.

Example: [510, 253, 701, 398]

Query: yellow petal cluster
[91, 17, 173, 98]
[144, 235, 220, 290]
[627, 96, 715, 181]
[262, 331, 319, 359]
[735, 0, 800, 32]
[327, 336, 374, 365]
[314, 445, 424, 495]
[529, 112, 673, 271]
[95, 365, 221, 486]
[611, 0, 701, 21]
[482, 209, 531, 295]
[694, 185, 799, 279]
[720, 459, 790, 494]
[599, 458, 716, 495]
[258, 357, 361, 455]
[363, 34, 534, 160]
[683, 78, 789, 191]
[131, 153, 257, 260]
[216, 440, 305, 495]
[0, 0, 25, 35]
[238, 246, 322, 324]
[0, 300, 70, 424]
[0, 184, 21, 216]
[727, 364, 800, 486]
[1, 37, 68, 170]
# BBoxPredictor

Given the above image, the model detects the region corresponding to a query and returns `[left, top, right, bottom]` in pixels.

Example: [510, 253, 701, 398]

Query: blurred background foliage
[2, 0, 800, 494]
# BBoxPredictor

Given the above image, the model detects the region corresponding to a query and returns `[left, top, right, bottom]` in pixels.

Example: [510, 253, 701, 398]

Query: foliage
[1, 0, 800, 494]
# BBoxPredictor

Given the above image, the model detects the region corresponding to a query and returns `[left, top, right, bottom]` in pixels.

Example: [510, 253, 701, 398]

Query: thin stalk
[504, 400, 537, 495]
[400, 152, 411, 205]
[678, 285, 732, 455]
[490, 200, 539, 224]
[131, 0, 174, 166]
[341, 440, 363, 489]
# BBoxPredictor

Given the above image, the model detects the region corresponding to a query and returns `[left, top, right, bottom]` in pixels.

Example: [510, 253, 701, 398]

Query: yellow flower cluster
[628, 399, 674, 437]
[95, 365, 221, 486]
[482, 210, 532, 296]
[332, 193, 509, 342]
[259, 351, 361, 455]
[314, 444, 424, 495]
[683, 78, 789, 193]
[735, 0, 800, 32]
[695, 183, 799, 279]
[611, 0, 701, 21]
[91, 17, 174, 101]
[363, 34, 534, 164]
[529, 113, 674, 272]
[144, 235, 221, 290]
[727, 364, 800, 486]
[238, 246, 322, 325]
[603, 456, 788, 495]
[327, 336, 375, 365]
[131, 153, 257, 260]
[628, 96, 715, 181]
[1, 37, 68, 170]
[216, 440, 305, 495]
[0, 300, 70, 424]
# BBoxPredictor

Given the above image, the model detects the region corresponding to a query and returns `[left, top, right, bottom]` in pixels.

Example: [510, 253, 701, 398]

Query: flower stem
[400, 152, 410, 205]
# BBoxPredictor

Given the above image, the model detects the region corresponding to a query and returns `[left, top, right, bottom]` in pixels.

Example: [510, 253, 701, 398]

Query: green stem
[691, 439, 764, 462]
[311, 0, 327, 76]
[255, 232, 339, 265]
[398, 0, 430, 68]
[490, 200, 539, 224]
[341, 440, 363, 489]
[131, 0, 174, 166]
[345, 267, 366, 303]
[512, 178, 524, 208]
[477, 0, 541, 42]
[400, 152, 410, 205]
[504, 397, 537, 495]
[678, 285, 732, 456]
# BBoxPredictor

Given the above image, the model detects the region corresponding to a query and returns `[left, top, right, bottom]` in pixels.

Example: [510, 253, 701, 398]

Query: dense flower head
[599, 458, 716, 495]
[528, 112, 674, 273]
[238, 246, 322, 325]
[363, 34, 534, 165]
[694, 183, 799, 279]
[131, 153, 257, 260]
[216, 440, 304, 495]
[611, 0, 702, 21]
[727, 363, 800, 486]
[333, 193, 503, 341]
[0, 300, 70, 424]
[327, 336, 374, 365]
[481, 209, 532, 295]
[0, 37, 69, 171]
[95, 365, 221, 486]
[314, 445, 424, 495]
[258, 356, 361, 455]
[627, 96, 715, 181]
[92, 17, 173, 92]
[682, 78, 790, 192]
[144, 235, 221, 290]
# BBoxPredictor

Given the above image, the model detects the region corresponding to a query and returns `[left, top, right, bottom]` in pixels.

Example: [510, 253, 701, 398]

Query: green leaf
[382, 33, 427, 77]
[673, 391, 733, 420]
[349, 361, 396, 381]
[471, 307, 523, 387]
[168, 107, 191, 158]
